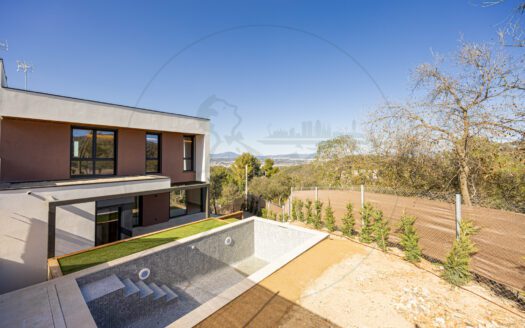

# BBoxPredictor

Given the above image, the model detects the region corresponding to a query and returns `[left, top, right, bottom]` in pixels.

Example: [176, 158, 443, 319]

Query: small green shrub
[261, 208, 268, 219]
[341, 202, 355, 236]
[442, 220, 480, 286]
[324, 202, 336, 232]
[312, 200, 323, 229]
[305, 199, 313, 224]
[372, 209, 390, 252]
[359, 202, 374, 243]
[296, 199, 304, 222]
[398, 214, 422, 263]
[291, 199, 299, 221]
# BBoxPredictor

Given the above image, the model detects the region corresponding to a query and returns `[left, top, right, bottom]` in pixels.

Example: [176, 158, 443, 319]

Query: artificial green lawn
[58, 218, 235, 275]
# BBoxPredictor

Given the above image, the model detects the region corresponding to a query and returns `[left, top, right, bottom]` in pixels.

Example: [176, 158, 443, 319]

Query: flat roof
[2, 86, 209, 122]
[0, 58, 210, 135]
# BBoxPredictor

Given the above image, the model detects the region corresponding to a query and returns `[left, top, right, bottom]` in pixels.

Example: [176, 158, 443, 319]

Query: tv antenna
[17, 60, 33, 90]
[0, 40, 7, 51]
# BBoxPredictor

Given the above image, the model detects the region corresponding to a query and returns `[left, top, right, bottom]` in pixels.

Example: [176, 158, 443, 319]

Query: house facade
[0, 59, 210, 293]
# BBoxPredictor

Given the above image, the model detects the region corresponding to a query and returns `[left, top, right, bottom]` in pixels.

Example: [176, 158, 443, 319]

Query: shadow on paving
[196, 283, 339, 328]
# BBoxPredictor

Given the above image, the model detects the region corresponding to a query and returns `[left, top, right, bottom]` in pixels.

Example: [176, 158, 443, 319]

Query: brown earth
[198, 236, 525, 327]
[290, 189, 525, 292]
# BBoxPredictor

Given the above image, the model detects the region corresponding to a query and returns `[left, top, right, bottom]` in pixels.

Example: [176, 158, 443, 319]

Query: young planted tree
[442, 220, 480, 286]
[398, 214, 422, 263]
[341, 202, 355, 236]
[324, 202, 336, 232]
[373, 209, 390, 251]
[291, 199, 299, 221]
[296, 199, 304, 222]
[305, 199, 314, 224]
[312, 200, 323, 229]
[359, 202, 375, 243]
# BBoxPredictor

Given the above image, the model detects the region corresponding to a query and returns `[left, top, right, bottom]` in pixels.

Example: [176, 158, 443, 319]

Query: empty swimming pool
[75, 217, 327, 327]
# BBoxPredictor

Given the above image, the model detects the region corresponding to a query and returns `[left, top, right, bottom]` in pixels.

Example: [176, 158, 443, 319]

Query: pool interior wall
[76, 219, 318, 328]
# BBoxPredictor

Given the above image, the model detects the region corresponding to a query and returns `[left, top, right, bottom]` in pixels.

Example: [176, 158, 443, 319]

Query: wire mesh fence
[284, 185, 525, 309]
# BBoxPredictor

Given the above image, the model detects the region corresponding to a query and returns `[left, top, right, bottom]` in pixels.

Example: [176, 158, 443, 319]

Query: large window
[146, 133, 161, 173]
[71, 128, 116, 176]
[183, 136, 194, 171]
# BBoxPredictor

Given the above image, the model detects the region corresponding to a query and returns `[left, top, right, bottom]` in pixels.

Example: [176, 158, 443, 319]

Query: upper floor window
[71, 128, 116, 176]
[146, 133, 161, 173]
[183, 136, 194, 171]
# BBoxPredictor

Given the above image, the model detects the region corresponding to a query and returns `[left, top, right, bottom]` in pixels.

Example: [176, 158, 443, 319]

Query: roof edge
[0, 58, 209, 122]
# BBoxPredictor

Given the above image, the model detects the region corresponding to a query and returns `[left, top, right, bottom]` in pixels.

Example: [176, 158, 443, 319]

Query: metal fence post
[289, 187, 292, 219]
[455, 194, 462, 240]
[360, 185, 365, 209]
[315, 186, 318, 202]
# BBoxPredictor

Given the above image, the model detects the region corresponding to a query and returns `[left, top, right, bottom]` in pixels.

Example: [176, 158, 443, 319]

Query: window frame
[70, 127, 117, 178]
[145, 132, 161, 174]
[183, 135, 195, 172]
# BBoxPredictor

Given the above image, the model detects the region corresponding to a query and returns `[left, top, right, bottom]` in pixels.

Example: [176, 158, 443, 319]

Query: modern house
[0, 58, 210, 293]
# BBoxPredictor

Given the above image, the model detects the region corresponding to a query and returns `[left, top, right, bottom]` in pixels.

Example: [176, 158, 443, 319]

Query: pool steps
[121, 278, 140, 297]
[135, 280, 154, 298]
[80, 274, 178, 303]
[149, 282, 167, 300]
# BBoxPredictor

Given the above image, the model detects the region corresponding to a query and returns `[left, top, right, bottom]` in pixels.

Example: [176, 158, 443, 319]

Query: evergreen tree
[291, 199, 299, 221]
[296, 199, 304, 222]
[313, 200, 323, 229]
[442, 220, 480, 286]
[305, 199, 313, 224]
[398, 214, 422, 263]
[324, 202, 336, 232]
[373, 209, 390, 251]
[359, 202, 374, 243]
[341, 202, 355, 236]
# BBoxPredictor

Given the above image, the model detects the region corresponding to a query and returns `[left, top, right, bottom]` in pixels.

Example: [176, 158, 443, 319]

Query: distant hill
[211, 152, 315, 166]
[211, 152, 240, 160]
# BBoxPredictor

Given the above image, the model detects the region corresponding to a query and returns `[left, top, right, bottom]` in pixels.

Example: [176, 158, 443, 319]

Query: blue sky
[0, 0, 519, 154]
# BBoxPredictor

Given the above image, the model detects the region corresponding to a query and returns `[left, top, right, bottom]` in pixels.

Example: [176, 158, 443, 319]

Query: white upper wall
[0, 59, 210, 135]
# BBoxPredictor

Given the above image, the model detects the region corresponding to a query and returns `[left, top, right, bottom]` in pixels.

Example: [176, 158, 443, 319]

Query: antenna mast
[17, 60, 33, 90]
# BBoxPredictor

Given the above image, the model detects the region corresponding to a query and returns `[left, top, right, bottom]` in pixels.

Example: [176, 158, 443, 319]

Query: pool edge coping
[35, 217, 327, 328]
[168, 219, 329, 328]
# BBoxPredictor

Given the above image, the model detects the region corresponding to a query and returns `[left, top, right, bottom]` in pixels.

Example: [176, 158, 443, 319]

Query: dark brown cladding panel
[117, 128, 146, 176]
[0, 118, 70, 182]
[0, 117, 199, 183]
[162, 132, 196, 182]
[141, 192, 170, 226]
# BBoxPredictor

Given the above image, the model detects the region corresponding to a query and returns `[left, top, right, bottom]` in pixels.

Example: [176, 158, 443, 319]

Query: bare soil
[198, 235, 524, 327]
[291, 189, 525, 292]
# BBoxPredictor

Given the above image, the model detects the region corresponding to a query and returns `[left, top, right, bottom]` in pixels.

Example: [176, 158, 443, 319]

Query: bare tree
[482, 0, 525, 48]
[372, 42, 524, 206]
